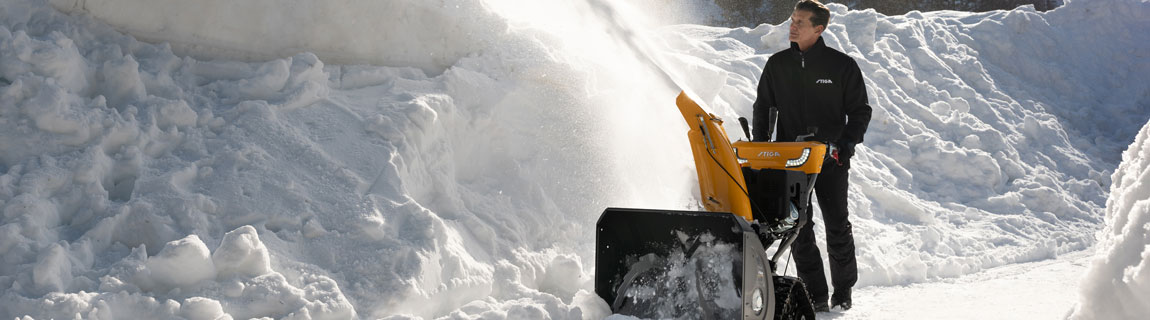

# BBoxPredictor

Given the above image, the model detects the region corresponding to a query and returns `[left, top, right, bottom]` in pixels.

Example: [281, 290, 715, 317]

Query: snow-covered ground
[832, 249, 1093, 320]
[1, 0, 1148, 319]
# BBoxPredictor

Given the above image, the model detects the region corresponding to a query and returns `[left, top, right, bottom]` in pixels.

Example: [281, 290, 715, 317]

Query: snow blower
[595, 92, 837, 319]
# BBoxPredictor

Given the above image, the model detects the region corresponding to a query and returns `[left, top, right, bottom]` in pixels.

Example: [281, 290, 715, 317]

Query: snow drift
[46, 0, 511, 75]
[1071, 121, 1150, 319]
[1, 0, 1148, 319]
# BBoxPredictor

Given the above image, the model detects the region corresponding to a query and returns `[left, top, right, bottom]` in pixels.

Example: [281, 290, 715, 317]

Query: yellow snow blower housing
[677, 92, 829, 223]
[734, 141, 828, 175]
[595, 92, 831, 319]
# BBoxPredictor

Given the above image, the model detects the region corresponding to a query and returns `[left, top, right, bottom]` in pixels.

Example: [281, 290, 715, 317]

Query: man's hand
[834, 140, 855, 165]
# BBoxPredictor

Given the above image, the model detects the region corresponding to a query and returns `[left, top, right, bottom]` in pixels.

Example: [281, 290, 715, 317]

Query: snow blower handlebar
[739, 117, 752, 141]
[738, 106, 777, 142]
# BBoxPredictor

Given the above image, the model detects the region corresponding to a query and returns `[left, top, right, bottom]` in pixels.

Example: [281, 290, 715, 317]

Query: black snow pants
[791, 160, 857, 303]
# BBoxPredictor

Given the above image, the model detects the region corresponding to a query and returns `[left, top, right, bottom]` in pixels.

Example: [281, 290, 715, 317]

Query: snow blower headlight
[752, 260, 767, 315]
[785, 148, 811, 168]
[752, 288, 764, 314]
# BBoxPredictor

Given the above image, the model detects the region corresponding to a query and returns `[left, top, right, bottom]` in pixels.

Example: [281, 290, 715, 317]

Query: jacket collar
[790, 36, 827, 56]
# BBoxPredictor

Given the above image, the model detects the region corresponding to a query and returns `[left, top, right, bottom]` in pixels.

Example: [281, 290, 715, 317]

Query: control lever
[766, 107, 778, 142]
[738, 117, 751, 141]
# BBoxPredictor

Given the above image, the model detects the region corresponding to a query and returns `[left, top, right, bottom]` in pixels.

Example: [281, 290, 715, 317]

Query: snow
[1070, 120, 1150, 319]
[46, 0, 509, 76]
[610, 233, 743, 318]
[838, 249, 1093, 320]
[0, 0, 1148, 319]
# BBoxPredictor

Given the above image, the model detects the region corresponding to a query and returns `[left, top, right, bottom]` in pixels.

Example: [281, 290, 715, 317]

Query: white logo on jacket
[816, 79, 833, 84]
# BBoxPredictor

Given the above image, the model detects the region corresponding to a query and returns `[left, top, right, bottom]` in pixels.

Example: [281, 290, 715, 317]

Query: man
[751, 0, 871, 312]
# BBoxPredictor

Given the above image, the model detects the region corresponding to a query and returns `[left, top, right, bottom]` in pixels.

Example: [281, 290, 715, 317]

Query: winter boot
[831, 288, 852, 311]
[813, 300, 830, 313]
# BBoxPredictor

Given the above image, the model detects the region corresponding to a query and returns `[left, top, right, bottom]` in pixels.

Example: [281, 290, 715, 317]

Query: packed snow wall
[1071, 121, 1150, 319]
[46, 0, 511, 75]
[2, 0, 1149, 319]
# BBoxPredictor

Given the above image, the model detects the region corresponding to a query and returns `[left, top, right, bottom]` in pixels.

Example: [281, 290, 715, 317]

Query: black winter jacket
[752, 37, 871, 148]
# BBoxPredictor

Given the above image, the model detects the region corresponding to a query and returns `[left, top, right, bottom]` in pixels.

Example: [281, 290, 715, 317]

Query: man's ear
[815, 25, 826, 35]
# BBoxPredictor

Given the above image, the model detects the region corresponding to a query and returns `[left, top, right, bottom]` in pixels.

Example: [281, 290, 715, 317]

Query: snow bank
[1, 0, 637, 318]
[1070, 120, 1150, 319]
[1, 0, 1149, 319]
[2, 225, 353, 320]
[46, 0, 509, 75]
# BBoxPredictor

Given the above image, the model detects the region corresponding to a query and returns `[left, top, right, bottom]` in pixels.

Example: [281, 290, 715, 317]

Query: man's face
[789, 10, 824, 46]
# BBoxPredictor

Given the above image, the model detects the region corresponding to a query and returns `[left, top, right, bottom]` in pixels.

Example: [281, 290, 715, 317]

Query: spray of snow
[612, 232, 742, 318]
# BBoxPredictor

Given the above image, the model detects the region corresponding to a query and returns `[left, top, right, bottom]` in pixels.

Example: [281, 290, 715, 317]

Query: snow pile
[3, 224, 353, 319]
[1, 0, 1149, 319]
[46, 0, 511, 75]
[1, 0, 626, 318]
[1070, 121, 1150, 319]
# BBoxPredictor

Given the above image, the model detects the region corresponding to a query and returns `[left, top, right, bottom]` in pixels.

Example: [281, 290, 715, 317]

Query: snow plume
[1, 0, 1149, 319]
[1071, 121, 1150, 319]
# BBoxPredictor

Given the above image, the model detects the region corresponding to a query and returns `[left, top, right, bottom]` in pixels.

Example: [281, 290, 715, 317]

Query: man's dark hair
[795, 0, 831, 28]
